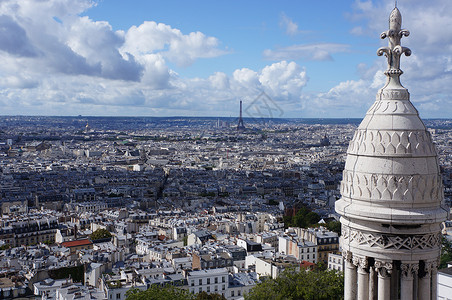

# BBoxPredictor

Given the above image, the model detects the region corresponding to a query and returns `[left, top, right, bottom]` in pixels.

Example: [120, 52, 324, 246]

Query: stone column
[375, 260, 392, 300]
[419, 261, 433, 300]
[400, 261, 419, 300]
[369, 266, 377, 300]
[390, 264, 399, 300]
[431, 261, 438, 300]
[354, 256, 369, 300]
[344, 251, 357, 300]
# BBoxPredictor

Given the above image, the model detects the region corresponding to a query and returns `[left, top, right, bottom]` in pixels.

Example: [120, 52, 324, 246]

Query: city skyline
[0, 0, 451, 118]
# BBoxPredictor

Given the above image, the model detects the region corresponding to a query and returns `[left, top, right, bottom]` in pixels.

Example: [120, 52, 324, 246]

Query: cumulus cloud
[263, 43, 350, 61]
[122, 21, 228, 67]
[310, 0, 452, 118]
[0, 15, 37, 57]
[0, 0, 230, 114]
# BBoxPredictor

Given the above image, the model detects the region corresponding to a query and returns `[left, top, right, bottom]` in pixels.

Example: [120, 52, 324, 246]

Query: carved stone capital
[422, 261, 435, 277]
[431, 260, 439, 274]
[342, 250, 353, 263]
[353, 255, 368, 271]
[400, 262, 419, 279]
[374, 260, 392, 278]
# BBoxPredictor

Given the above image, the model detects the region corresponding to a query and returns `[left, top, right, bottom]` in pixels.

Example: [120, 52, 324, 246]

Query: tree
[326, 221, 341, 235]
[0, 244, 11, 250]
[126, 286, 194, 300]
[90, 228, 112, 241]
[126, 286, 226, 300]
[245, 268, 344, 300]
[195, 292, 226, 300]
[284, 206, 321, 228]
[440, 236, 452, 269]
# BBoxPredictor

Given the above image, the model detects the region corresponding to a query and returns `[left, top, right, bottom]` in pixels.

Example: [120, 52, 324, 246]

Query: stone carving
[341, 226, 442, 251]
[342, 250, 353, 263]
[340, 171, 442, 203]
[377, 89, 409, 100]
[422, 261, 434, 277]
[374, 260, 393, 277]
[400, 262, 419, 279]
[347, 129, 436, 157]
[353, 255, 369, 271]
[367, 99, 416, 115]
[377, 7, 411, 78]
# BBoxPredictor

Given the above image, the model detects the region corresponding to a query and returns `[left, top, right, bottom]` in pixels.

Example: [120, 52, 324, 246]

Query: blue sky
[0, 0, 450, 118]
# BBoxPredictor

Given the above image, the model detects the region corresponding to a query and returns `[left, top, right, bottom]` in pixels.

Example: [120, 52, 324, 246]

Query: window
[307, 254, 310, 259]
[222, 285, 225, 290]
[238, 290, 241, 296]
[191, 280, 194, 286]
[222, 276, 225, 283]
[207, 278, 210, 284]
[207, 287, 210, 292]
[215, 277, 218, 284]
[307, 248, 309, 253]
[232, 291, 235, 297]
[199, 279, 202, 285]
[116, 293, 121, 299]
[215, 286, 218, 292]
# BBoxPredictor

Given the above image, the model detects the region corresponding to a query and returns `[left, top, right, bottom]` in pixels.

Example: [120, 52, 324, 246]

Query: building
[61, 239, 93, 254]
[438, 265, 452, 300]
[0, 216, 58, 247]
[298, 227, 338, 264]
[278, 235, 318, 264]
[255, 256, 299, 279]
[187, 268, 229, 296]
[328, 253, 344, 272]
[335, 6, 448, 300]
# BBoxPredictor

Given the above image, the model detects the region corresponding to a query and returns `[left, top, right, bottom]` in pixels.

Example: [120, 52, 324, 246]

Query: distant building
[187, 268, 229, 296]
[438, 265, 452, 300]
[328, 253, 344, 272]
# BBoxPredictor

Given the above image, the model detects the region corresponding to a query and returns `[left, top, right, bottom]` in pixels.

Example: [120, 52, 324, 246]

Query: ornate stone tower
[335, 5, 448, 300]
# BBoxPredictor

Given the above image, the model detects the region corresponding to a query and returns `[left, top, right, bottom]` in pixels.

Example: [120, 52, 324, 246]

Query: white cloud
[0, 0, 448, 118]
[122, 21, 228, 67]
[0, 0, 231, 114]
[263, 43, 350, 61]
[279, 13, 301, 36]
[307, 0, 452, 118]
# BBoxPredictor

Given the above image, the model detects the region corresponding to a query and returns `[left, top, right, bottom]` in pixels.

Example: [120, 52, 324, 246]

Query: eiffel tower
[237, 100, 246, 131]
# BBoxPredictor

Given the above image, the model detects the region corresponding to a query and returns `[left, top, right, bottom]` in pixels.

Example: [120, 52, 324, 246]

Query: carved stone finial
[377, 6, 411, 88]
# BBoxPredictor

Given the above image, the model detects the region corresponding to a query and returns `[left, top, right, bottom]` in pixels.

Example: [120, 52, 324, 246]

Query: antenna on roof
[395, 0, 397, 8]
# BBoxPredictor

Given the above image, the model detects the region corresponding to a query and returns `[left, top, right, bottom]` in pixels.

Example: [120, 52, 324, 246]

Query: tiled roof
[61, 239, 92, 248]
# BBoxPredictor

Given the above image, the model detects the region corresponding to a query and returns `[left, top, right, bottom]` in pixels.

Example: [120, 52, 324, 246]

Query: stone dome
[335, 6, 448, 262]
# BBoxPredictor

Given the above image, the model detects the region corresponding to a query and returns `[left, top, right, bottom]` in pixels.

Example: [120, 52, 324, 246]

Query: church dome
[336, 6, 448, 262]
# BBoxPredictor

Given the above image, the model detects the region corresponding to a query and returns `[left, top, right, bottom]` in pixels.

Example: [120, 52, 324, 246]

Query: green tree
[285, 206, 321, 228]
[440, 236, 452, 269]
[0, 244, 11, 250]
[195, 291, 226, 299]
[90, 228, 112, 241]
[126, 286, 195, 300]
[245, 268, 344, 300]
[326, 221, 341, 235]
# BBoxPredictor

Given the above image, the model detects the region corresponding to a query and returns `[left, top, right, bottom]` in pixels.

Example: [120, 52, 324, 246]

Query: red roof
[300, 261, 316, 269]
[61, 239, 92, 248]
